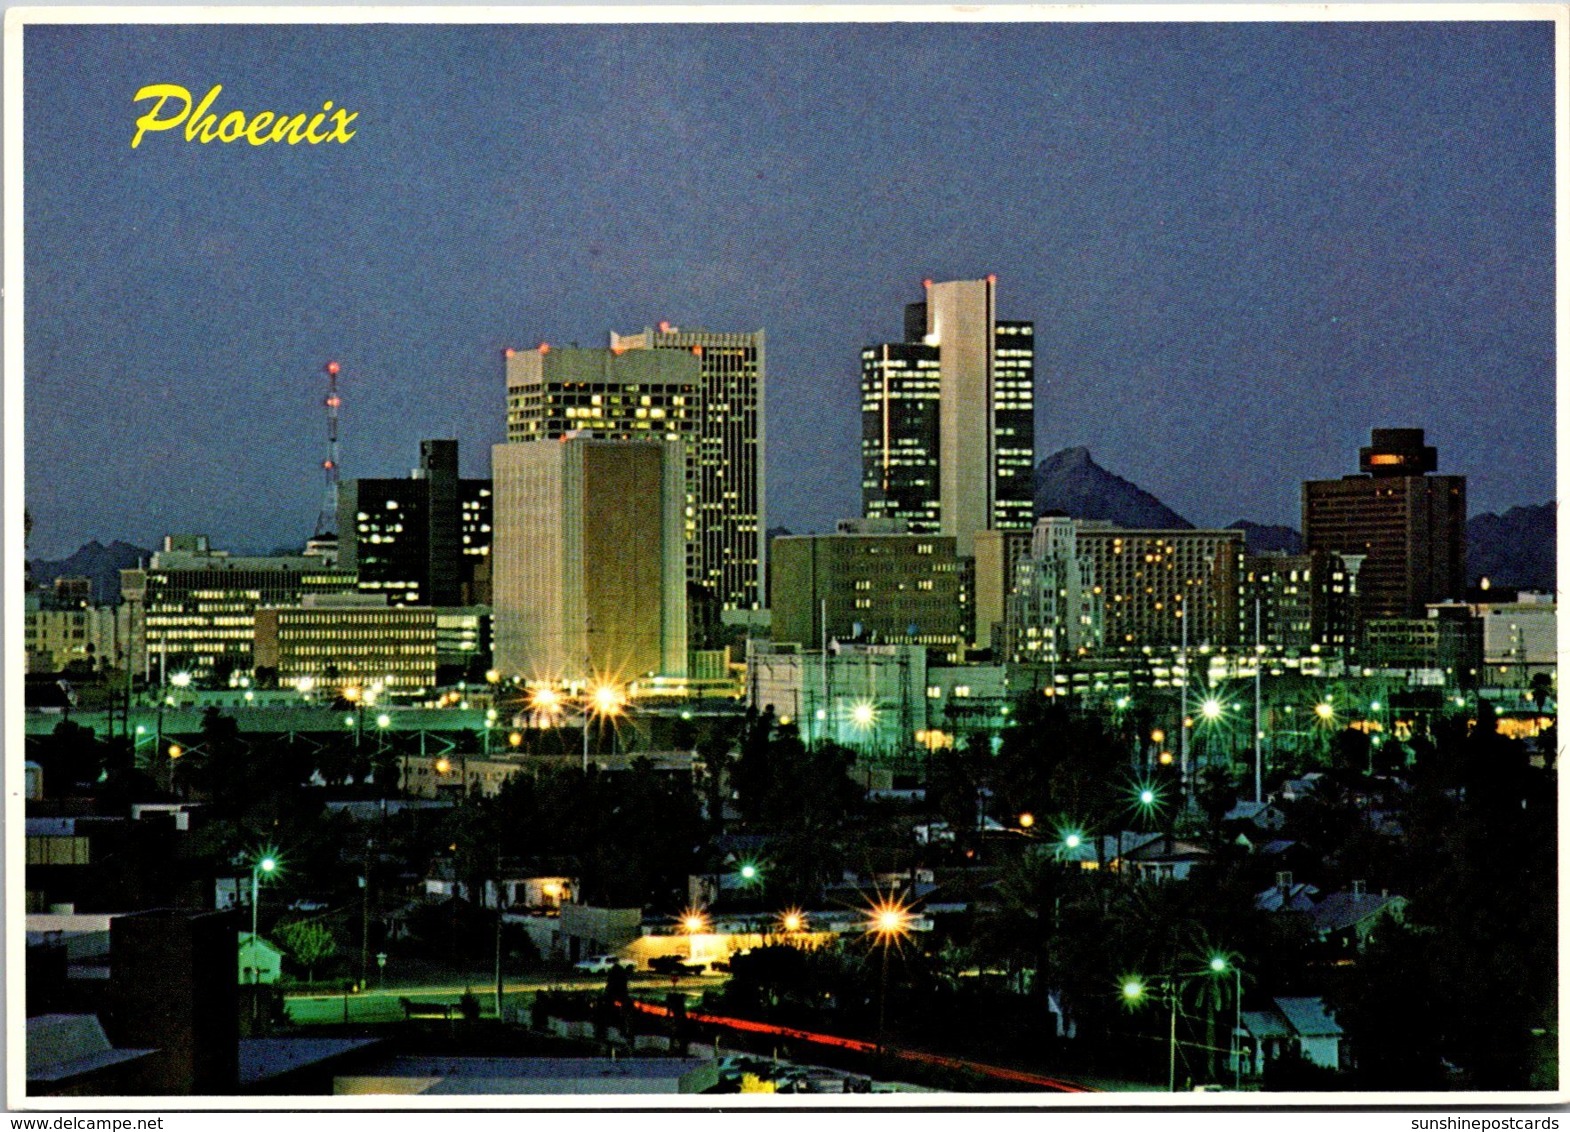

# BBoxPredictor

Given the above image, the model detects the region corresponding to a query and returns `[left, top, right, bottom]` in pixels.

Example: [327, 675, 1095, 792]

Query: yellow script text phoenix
[131, 84, 358, 149]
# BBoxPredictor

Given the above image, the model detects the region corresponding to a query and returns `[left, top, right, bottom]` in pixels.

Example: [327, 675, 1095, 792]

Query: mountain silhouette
[27, 540, 151, 604]
[1034, 447, 1192, 529]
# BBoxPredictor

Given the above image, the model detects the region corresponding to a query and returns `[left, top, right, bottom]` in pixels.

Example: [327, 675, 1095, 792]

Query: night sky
[22, 19, 1556, 560]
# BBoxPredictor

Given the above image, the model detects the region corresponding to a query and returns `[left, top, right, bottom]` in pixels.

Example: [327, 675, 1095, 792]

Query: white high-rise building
[491, 436, 687, 682]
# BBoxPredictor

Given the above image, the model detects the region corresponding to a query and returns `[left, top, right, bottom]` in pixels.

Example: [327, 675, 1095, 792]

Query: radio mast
[315, 361, 342, 538]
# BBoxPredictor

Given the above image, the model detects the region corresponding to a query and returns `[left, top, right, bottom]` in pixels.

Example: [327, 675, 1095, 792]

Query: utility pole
[1179, 606, 1189, 808]
[1168, 983, 1178, 1092]
[1253, 599, 1263, 805]
[359, 837, 371, 991]
[494, 852, 505, 1020]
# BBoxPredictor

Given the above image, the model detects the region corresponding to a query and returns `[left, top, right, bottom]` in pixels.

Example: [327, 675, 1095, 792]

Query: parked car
[647, 954, 707, 975]
[574, 954, 635, 973]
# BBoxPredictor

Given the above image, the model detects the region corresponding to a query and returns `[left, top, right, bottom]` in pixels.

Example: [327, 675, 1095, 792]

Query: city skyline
[20, 18, 1557, 560]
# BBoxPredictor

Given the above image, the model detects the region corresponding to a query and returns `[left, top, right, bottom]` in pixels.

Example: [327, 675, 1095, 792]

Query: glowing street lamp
[867, 896, 913, 1055]
[1200, 697, 1224, 722]
[1207, 953, 1244, 1089]
[778, 910, 806, 935]
[680, 908, 708, 960]
[582, 681, 626, 771]
[1121, 973, 1179, 1091]
[248, 852, 279, 986]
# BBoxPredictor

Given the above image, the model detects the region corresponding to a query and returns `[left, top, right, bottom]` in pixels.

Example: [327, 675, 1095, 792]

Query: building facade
[253, 595, 439, 693]
[1302, 429, 1466, 621]
[1242, 550, 1362, 654]
[861, 278, 1035, 555]
[769, 524, 968, 659]
[1362, 606, 1483, 685]
[1470, 592, 1556, 690]
[24, 598, 124, 675]
[972, 529, 1034, 655]
[1003, 516, 1103, 663]
[861, 341, 941, 531]
[120, 537, 357, 681]
[609, 325, 766, 611]
[491, 435, 687, 683]
[1004, 520, 1244, 657]
[337, 439, 492, 607]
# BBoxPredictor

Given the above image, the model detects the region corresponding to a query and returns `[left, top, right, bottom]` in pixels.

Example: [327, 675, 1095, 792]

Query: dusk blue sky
[22, 19, 1556, 560]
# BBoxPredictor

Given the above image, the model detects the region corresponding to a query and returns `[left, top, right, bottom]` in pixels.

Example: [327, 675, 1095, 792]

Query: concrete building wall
[927, 278, 995, 558]
[492, 437, 685, 682]
[974, 529, 1033, 654]
[770, 532, 967, 656]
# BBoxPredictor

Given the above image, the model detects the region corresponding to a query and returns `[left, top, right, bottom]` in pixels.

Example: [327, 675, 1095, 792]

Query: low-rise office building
[770, 522, 968, 660]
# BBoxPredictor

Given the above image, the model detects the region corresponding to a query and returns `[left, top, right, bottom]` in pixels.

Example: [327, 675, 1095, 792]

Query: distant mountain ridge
[1466, 504, 1556, 592]
[1227, 521, 1304, 555]
[1034, 448, 1553, 589]
[27, 540, 150, 604]
[29, 497, 1557, 609]
[1033, 446, 1192, 530]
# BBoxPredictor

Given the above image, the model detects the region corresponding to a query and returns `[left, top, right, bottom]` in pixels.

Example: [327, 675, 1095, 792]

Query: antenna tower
[315, 361, 342, 537]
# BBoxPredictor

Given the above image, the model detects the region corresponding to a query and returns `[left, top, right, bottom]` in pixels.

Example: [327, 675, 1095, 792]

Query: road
[283, 972, 716, 1026]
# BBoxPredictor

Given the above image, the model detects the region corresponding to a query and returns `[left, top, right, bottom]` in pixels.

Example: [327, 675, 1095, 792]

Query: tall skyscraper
[337, 440, 492, 607]
[504, 344, 701, 575]
[861, 277, 1035, 555]
[861, 342, 941, 531]
[491, 435, 687, 682]
[1302, 428, 1466, 621]
[610, 324, 766, 611]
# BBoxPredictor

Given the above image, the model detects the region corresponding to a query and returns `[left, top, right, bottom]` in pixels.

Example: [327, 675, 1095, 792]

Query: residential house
[1237, 995, 1344, 1077]
[1306, 882, 1406, 954]
[238, 933, 283, 985]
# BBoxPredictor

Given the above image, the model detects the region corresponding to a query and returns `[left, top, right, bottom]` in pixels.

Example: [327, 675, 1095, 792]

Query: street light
[1207, 953, 1244, 1089]
[1120, 974, 1179, 1091]
[680, 908, 708, 961]
[582, 681, 625, 772]
[866, 895, 913, 1055]
[249, 852, 279, 986]
[1055, 824, 1086, 863]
